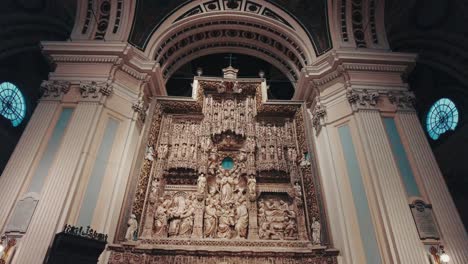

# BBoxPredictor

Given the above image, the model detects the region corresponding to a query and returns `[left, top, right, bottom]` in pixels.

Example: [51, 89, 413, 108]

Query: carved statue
[197, 173, 207, 196]
[235, 198, 249, 239]
[204, 198, 219, 238]
[145, 145, 155, 161]
[154, 198, 171, 236]
[247, 175, 256, 200]
[179, 199, 195, 237]
[311, 217, 321, 245]
[125, 214, 138, 241]
[219, 171, 237, 205]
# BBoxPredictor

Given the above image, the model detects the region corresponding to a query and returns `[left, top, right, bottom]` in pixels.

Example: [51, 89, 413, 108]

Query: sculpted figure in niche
[154, 198, 171, 236]
[178, 198, 195, 237]
[311, 217, 321, 245]
[197, 173, 207, 196]
[247, 175, 256, 199]
[125, 214, 138, 241]
[234, 197, 249, 239]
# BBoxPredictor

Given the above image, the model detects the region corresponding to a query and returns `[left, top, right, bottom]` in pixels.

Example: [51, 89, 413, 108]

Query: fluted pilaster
[398, 112, 468, 264]
[354, 110, 428, 264]
[13, 102, 100, 264]
[0, 101, 59, 230]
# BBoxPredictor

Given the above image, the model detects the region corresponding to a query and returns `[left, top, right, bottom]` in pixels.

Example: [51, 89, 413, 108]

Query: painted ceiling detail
[129, 0, 332, 56]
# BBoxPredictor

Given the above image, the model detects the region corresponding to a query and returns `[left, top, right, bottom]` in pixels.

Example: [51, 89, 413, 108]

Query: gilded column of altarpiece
[109, 77, 338, 264]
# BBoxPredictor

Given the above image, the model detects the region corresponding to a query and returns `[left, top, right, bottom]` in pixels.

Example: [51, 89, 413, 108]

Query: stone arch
[329, 0, 389, 49]
[142, 0, 318, 85]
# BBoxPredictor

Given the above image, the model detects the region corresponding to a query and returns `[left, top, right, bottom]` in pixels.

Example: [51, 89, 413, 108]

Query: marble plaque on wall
[410, 200, 440, 240]
[5, 194, 39, 233]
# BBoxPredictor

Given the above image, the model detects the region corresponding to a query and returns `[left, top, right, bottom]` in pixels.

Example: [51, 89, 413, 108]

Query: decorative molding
[79, 81, 114, 100]
[351, 0, 366, 48]
[51, 55, 120, 64]
[346, 87, 380, 111]
[40, 80, 70, 99]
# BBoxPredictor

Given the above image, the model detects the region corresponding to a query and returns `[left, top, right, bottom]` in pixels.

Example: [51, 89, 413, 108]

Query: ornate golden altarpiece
[109, 68, 338, 264]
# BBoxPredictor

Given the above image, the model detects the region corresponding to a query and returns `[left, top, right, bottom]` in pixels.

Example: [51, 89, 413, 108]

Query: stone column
[0, 81, 68, 230]
[248, 200, 258, 239]
[12, 83, 110, 264]
[347, 88, 428, 263]
[0, 102, 59, 229]
[192, 199, 204, 238]
[397, 111, 468, 263]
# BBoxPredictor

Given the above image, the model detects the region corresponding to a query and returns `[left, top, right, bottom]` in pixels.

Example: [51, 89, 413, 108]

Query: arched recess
[142, 0, 318, 86]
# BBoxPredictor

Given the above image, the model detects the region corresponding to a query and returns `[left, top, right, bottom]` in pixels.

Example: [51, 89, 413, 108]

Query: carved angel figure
[247, 175, 256, 198]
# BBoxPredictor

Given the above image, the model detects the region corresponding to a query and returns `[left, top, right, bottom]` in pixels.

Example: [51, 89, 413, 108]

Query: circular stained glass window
[221, 157, 234, 170]
[426, 98, 459, 140]
[0, 82, 26, 127]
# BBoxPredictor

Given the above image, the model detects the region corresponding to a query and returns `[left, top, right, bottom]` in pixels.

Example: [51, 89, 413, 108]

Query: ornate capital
[79, 81, 113, 100]
[346, 87, 380, 111]
[388, 91, 416, 111]
[40, 80, 70, 99]
[311, 103, 327, 135]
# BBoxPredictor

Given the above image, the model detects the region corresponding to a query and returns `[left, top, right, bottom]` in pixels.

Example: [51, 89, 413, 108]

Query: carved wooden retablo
[109, 68, 338, 263]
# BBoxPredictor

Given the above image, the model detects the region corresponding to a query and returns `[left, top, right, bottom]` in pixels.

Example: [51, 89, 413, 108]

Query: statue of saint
[234, 198, 249, 239]
[197, 173, 207, 195]
[125, 214, 138, 241]
[311, 217, 321, 245]
[217, 207, 234, 239]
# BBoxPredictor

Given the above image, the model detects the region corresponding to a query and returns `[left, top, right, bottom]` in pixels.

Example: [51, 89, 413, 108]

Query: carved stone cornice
[79, 81, 114, 100]
[40, 80, 70, 100]
[311, 102, 327, 135]
[388, 91, 416, 111]
[346, 87, 380, 111]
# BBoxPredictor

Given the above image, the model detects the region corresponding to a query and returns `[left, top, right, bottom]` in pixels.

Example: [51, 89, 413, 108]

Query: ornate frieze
[40, 80, 70, 99]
